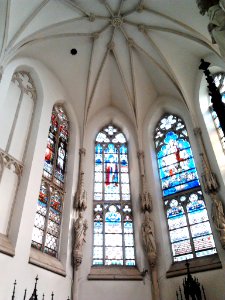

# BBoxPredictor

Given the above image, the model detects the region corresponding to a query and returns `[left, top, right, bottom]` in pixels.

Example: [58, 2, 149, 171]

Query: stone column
[72, 148, 88, 300]
[138, 151, 161, 300]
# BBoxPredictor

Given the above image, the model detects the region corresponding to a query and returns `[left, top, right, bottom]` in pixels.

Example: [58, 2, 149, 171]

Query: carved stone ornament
[141, 187, 153, 212]
[200, 153, 219, 194]
[12, 71, 37, 100]
[0, 148, 23, 176]
[73, 212, 88, 270]
[211, 194, 225, 249]
[142, 211, 157, 268]
[74, 171, 87, 211]
[196, 0, 225, 57]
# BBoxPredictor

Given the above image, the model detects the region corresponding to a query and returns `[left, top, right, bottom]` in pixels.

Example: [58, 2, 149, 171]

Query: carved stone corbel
[74, 148, 87, 211]
[137, 151, 153, 212]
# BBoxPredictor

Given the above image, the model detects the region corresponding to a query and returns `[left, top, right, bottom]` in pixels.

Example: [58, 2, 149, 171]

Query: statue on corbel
[73, 212, 88, 270]
[142, 211, 157, 268]
[196, 0, 225, 58]
[73, 148, 88, 270]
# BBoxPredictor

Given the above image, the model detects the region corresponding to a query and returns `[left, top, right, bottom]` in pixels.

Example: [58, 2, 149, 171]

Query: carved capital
[193, 127, 202, 137]
[137, 151, 144, 160]
[88, 13, 96, 22]
[107, 41, 115, 51]
[79, 148, 86, 156]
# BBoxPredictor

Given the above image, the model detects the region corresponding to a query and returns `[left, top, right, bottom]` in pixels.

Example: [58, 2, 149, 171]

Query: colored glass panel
[155, 114, 217, 262]
[32, 105, 69, 258]
[93, 124, 135, 266]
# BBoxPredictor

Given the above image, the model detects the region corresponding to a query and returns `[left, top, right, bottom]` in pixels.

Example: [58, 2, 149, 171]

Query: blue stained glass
[124, 221, 133, 233]
[105, 143, 118, 154]
[105, 208, 122, 234]
[95, 154, 103, 165]
[163, 180, 200, 197]
[187, 198, 205, 212]
[95, 144, 103, 154]
[167, 204, 184, 219]
[93, 124, 135, 266]
[126, 260, 135, 266]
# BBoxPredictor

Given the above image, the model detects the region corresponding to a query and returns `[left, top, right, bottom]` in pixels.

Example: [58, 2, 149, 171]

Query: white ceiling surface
[0, 0, 219, 130]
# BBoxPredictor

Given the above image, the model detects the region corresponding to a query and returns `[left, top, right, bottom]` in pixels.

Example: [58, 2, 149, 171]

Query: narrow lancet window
[31, 105, 69, 257]
[154, 114, 216, 262]
[93, 124, 135, 266]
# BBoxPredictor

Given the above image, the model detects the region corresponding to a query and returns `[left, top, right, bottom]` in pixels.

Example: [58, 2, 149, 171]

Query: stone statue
[142, 211, 157, 268]
[211, 194, 225, 248]
[196, 0, 225, 58]
[73, 212, 88, 270]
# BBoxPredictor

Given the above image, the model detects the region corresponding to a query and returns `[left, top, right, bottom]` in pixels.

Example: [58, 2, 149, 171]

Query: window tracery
[31, 105, 69, 257]
[93, 124, 135, 266]
[155, 114, 216, 262]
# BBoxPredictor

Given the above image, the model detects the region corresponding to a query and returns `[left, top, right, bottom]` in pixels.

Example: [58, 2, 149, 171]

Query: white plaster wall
[0, 82, 20, 151]
[0, 57, 78, 300]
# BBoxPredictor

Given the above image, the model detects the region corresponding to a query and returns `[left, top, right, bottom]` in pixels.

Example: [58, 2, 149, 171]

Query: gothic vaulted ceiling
[0, 0, 221, 131]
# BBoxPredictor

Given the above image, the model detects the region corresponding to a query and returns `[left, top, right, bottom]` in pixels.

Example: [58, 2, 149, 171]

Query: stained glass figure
[155, 114, 216, 262]
[93, 124, 135, 266]
[210, 72, 225, 151]
[32, 105, 69, 257]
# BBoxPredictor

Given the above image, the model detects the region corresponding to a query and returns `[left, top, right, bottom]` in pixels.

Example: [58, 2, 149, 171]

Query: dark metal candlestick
[199, 59, 225, 138]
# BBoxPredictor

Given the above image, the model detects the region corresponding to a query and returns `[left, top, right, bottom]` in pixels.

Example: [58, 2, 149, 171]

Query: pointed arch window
[154, 114, 216, 262]
[31, 105, 69, 257]
[210, 72, 225, 151]
[93, 124, 136, 266]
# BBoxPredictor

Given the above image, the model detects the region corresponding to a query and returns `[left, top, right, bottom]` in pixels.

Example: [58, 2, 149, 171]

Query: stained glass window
[31, 105, 69, 257]
[93, 124, 135, 266]
[155, 114, 216, 262]
[210, 72, 225, 151]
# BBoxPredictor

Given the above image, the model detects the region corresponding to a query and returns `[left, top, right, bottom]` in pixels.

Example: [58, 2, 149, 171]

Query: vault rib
[83, 36, 96, 142]
[132, 41, 185, 100]
[124, 20, 218, 54]
[143, 30, 187, 102]
[117, 0, 125, 16]
[112, 46, 137, 129]
[63, 0, 90, 17]
[128, 45, 138, 125]
[104, 1, 114, 17]
[85, 44, 110, 123]
[0, 0, 11, 63]
[7, 0, 50, 50]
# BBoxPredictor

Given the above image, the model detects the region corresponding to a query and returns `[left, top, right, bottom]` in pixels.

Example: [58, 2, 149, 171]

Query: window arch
[154, 114, 216, 262]
[31, 105, 69, 257]
[0, 71, 36, 236]
[93, 124, 135, 266]
[210, 72, 225, 151]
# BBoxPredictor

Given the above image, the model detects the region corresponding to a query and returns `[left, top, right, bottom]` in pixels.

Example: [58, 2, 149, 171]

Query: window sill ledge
[0, 233, 15, 257]
[166, 254, 222, 278]
[88, 266, 143, 280]
[29, 247, 66, 277]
